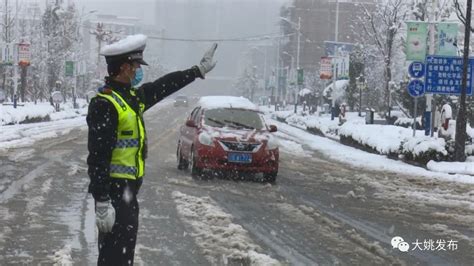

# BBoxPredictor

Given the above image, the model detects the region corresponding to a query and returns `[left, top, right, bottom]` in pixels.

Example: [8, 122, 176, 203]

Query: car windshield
[176, 96, 187, 100]
[203, 108, 264, 130]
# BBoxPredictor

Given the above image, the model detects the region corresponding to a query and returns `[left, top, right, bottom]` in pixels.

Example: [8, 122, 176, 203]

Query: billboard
[406, 21, 428, 61]
[0, 43, 14, 65]
[324, 41, 352, 80]
[18, 42, 30, 66]
[320, 57, 333, 80]
[324, 41, 353, 57]
[437, 23, 458, 56]
[65, 61, 74, 77]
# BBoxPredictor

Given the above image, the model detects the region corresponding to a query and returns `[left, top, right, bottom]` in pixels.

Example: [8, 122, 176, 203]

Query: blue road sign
[408, 79, 425, 97]
[425, 55, 473, 95]
[408, 61, 425, 78]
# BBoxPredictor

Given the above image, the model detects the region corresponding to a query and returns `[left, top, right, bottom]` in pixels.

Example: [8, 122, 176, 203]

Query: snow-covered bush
[272, 111, 294, 123]
[339, 124, 407, 154]
[1, 101, 87, 125]
[400, 137, 448, 164]
[394, 117, 422, 129]
[285, 114, 307, 129]
[339, 123, 452, 164]
[305, 116, 341, 136]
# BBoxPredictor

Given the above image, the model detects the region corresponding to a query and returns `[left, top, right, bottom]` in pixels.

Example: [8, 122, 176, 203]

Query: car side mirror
[186, 120, 197, 128]
[269, 125, 277, 132]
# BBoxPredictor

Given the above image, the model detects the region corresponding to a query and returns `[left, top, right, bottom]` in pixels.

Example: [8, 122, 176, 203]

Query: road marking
[0, 162, 53, 204]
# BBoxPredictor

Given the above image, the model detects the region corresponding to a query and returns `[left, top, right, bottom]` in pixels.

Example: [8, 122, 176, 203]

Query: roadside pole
[424, 0, 438, 136]
[407, 70, 425, 137]
[413, 97, 417, 137]
[331, 0, 339, 121]
[454, 0, 472, 161]
[12, 0, 18, 108]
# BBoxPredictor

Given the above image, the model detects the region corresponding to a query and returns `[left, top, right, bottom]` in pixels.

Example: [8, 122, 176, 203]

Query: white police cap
[100, 34, 148, 65]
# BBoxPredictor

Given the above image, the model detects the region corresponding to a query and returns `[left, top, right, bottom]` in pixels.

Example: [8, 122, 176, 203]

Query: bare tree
[357, 0, 408, 116]
[454, 0, 474, 33]
[453, 0, 473, 161]
[0, 0, 15, 100]
[42, 1, 80, 101]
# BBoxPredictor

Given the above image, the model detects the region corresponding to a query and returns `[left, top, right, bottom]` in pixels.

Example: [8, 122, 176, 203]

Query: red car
[176, 96, 279, 182]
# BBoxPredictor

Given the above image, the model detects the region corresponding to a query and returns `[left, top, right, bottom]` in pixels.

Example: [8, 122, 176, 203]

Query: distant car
[174, 95, 189, 107]
[176, 96, 279, 182]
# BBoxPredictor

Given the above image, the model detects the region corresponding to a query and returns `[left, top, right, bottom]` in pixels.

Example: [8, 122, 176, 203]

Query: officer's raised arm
[139, 43, 218, 111]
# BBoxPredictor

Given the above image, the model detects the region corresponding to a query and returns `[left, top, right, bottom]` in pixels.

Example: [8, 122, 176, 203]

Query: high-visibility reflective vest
[96, 89, 146, 180]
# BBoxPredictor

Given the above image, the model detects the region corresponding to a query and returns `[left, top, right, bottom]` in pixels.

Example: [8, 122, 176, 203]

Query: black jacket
[87, 66, 201, 201]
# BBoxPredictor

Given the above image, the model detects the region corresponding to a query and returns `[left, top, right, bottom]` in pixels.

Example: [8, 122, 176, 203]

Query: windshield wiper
[223, 119, 254, 129]
[207, 118, 225, 126]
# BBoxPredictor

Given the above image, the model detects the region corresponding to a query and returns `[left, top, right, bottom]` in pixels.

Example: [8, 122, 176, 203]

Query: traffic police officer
[87, 34, 217, 265]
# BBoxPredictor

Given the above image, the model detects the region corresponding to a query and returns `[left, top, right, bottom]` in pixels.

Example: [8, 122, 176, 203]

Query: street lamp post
[279, 17, 301, 70]
[295, 17, 301, 114]
[282, 51, 295, 104]
[296, 17, 301, 71]
[280, 16, 301, 113]
[331, 0, 340, 120]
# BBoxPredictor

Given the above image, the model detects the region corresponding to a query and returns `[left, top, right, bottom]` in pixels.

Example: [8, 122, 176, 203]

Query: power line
[146, 32, 296, 42]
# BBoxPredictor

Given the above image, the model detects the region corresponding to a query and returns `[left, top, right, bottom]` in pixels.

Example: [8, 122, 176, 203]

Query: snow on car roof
[197, 96, 258, 110]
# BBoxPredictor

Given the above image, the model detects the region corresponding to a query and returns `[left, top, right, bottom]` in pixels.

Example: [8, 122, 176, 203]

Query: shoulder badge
[98, 85, 113, 95]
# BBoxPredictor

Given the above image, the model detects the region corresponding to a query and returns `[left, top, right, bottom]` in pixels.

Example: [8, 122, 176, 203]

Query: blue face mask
[131, 67, 143, 87]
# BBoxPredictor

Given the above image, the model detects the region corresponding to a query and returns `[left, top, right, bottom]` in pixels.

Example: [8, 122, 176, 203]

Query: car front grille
[219, 141, 261, 152]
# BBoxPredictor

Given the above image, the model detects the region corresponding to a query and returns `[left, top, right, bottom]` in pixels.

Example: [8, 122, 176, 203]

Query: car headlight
[198, 132, 214, 146]
[265, 135, 279, 150]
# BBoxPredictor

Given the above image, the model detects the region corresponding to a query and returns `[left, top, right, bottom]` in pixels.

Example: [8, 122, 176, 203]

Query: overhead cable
[147, 32, 296, 42]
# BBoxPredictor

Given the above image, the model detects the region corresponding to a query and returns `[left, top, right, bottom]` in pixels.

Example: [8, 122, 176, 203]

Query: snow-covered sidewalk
[0, 100, 89, 150]
[0, 98, 176, 150]
[1, 100, 88, 126]
[263, 106, 474, 179]
[270, 116, 474, 184]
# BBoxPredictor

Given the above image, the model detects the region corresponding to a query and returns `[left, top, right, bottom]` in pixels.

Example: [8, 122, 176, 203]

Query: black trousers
[97, 178, 142, 266]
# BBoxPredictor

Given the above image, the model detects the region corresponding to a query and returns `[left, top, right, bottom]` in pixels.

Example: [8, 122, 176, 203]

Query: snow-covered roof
[100, 34, 147, 56]
[197, 96, 258, 110]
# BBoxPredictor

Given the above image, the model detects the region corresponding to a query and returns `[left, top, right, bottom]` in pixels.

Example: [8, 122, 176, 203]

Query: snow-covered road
[0, 100, 473, 265]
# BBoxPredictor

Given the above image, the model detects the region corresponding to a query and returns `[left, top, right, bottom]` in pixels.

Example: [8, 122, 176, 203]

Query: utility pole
[424, 0, 437, 135]
[294, 16, 301, 114]
[331, 0, 339, 120]
[276, 34, 281, 106]
[454, 0, 472, 161]
[263, 45, 267, 93]
[12, 0, 18, 108]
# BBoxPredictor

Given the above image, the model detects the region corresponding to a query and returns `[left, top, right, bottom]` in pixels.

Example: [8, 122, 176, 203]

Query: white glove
[95, 200, 116, 233]
[197, 43, 218, 78]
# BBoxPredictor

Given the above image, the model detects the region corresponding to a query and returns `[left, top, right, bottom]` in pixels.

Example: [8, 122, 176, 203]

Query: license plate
[228, 152, 252, 163]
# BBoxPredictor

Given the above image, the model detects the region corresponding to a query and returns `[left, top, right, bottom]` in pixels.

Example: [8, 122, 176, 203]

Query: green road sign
[297, 68, 304, 85]
[65, 61, 74, 77]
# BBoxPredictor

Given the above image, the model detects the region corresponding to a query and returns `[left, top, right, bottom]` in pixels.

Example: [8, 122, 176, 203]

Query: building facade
[280, 0, 376, 86]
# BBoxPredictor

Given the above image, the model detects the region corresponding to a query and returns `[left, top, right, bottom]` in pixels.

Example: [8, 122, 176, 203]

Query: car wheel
[177, 142, 188, 170]
[190, 147, 203, 178]
[263, 171, 277, 183]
